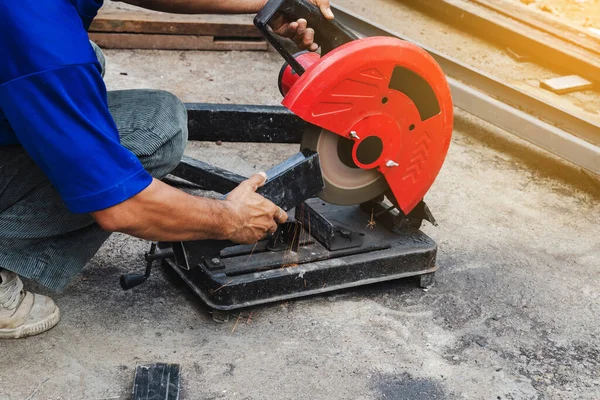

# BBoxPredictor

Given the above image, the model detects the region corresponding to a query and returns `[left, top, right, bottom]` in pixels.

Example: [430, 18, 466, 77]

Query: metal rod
[331, 5, 600, 175]
[171, 156, 246, 193]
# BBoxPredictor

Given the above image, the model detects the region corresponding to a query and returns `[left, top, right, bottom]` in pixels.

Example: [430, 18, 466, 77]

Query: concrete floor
[2, 40, 600, 400]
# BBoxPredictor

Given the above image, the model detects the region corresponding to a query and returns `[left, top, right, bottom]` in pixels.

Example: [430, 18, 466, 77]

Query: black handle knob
[120, 274, 148, 290]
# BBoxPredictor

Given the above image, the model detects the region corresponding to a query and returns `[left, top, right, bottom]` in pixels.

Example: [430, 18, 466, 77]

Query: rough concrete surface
[2, 25, 600, 400]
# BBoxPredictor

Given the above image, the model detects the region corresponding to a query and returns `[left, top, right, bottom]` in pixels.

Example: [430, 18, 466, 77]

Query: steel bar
[258, 150, 324, 211]
[171, 156, 246, 193]
[186, 103, 306, 143]
[331, 5, 600, 175]
[173, 151, 323, 212]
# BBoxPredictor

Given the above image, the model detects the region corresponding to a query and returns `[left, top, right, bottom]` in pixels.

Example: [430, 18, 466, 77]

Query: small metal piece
[419, 272, 436, 289]
[349, 131, 360, 140]
[132, 363, 180, 400]
[340, 229, 352, 238]
[386, 160, 399, 167]
[212, 310, 230, 323]
[204, 254, 226, 271]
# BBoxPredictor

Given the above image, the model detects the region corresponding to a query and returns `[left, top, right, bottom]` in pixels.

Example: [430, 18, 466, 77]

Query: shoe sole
[0, 306, 60, 339]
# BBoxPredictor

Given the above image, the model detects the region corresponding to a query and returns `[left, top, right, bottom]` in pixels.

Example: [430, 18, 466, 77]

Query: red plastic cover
[282, 37, 454, 214]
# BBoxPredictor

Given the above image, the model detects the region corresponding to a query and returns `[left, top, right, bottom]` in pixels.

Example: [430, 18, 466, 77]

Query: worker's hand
[269, 0, 334, 51]
[224, 172, 288, 244]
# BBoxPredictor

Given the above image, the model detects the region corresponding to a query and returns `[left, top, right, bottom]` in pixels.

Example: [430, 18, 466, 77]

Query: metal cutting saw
[121, 0, 454, 311]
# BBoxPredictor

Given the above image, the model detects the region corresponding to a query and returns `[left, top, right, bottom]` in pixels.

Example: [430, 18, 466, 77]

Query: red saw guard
[282, 37, 454, 214]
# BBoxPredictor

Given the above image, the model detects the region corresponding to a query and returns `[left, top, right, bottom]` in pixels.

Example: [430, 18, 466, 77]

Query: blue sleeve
[0, 0, 153, 214]
[0, 64, 153, 213]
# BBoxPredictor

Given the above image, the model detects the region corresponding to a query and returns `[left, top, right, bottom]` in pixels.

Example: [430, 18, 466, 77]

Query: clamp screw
[349, 131, 360, 140]
[386, 160, 399, 168]
[211, 258, 221, 265]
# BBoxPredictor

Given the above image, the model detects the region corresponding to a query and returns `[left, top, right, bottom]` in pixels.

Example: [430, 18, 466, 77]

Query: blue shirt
[0, 0, 153, 213]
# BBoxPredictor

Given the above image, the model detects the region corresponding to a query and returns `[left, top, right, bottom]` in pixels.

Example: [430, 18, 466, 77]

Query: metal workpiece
[172, 150, 324, 212]
[331, 5, 600, 175]
[258, 150, 324, 212]
[172, 156, 246, 194]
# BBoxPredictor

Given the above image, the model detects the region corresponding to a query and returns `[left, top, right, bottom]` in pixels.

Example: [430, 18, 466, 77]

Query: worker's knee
[148, 90, 188, 177]
[110, 89, 188, 179]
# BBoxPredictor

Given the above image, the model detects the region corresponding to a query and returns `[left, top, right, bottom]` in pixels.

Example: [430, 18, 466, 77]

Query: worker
[0, 0, 334, 339]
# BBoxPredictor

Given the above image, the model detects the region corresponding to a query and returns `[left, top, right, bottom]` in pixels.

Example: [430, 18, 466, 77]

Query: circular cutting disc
[301, 125, 390, 205]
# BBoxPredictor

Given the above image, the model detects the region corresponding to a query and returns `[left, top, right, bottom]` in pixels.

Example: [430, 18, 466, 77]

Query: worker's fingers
[274, 207, 288, 224]
[302, 28, 315, 49]
[315, 0, 334, 19]
[268, 221, 279, 234]
[296, 19, 307, 37]
[244, 172, 268, 191]
[285, 21, 298, 37]
[309, 42, 319, 51]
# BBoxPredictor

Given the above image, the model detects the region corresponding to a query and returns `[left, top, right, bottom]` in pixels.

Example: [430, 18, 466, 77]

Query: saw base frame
[161, 197, 438, 311]
[125, 103, 439, 310]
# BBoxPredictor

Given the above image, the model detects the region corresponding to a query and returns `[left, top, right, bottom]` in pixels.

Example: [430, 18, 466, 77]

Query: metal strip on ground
[331, 5, 600, 175]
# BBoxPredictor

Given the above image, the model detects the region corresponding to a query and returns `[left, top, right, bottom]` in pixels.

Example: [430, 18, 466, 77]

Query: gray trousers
[0, 49, 188, 291]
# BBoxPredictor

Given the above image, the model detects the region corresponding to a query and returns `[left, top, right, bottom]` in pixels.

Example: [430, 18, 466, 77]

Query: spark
[213, 279, 234, 294]
[231, 313, 242, 334]
[367, 208, 376, 230]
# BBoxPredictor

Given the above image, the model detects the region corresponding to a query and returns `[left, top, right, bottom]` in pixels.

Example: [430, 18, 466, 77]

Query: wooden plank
[90, 10, 262, 38]
[89, 32, 268, 51]
[471, 0, 600, 57]
[398, 0, 600, 85]
[540, 75, 593, 95]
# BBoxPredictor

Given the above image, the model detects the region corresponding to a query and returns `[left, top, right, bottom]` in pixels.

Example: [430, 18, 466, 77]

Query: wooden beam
[90, 10, 262, 38]
[89, 32, 268, 51]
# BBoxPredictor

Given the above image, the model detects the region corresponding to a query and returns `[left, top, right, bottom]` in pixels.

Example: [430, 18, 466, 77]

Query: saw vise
[121, 0, 453, 311]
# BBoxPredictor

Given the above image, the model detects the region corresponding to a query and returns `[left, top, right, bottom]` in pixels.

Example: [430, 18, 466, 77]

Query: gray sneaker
[0, 269, 60, 339]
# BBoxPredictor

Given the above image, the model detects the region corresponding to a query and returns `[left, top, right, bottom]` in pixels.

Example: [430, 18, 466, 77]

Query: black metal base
[161, 199, 438, 311]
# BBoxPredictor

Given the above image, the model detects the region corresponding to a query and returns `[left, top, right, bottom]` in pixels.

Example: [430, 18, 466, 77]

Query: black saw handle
[254, 0, 357, 75]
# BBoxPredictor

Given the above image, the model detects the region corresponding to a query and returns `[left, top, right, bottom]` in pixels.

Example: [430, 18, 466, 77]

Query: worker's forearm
[117, 0, 267, 14]
[92, 179, 235, 242]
